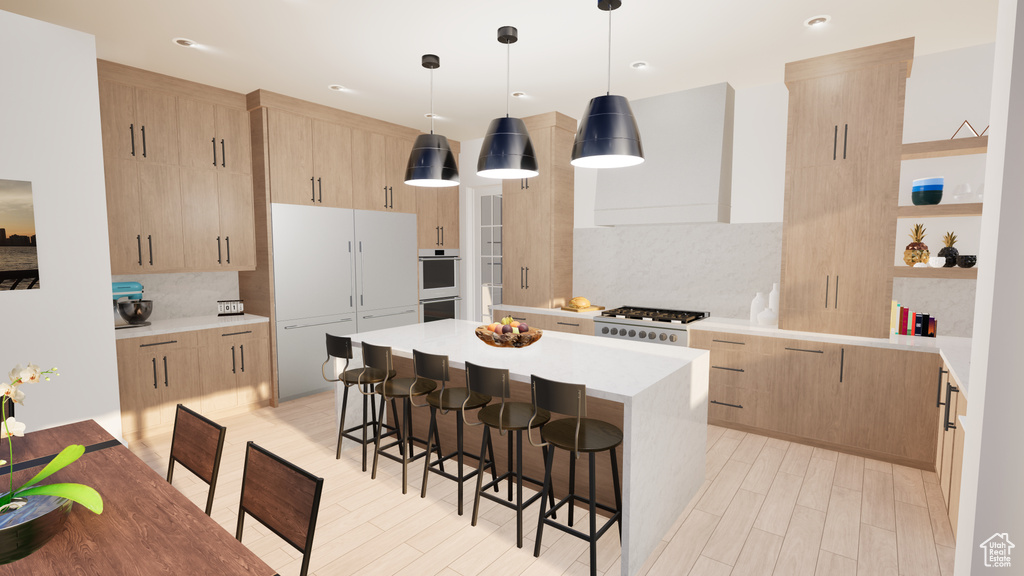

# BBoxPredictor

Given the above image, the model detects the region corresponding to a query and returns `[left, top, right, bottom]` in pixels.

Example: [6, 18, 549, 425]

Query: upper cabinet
[502, 112, 575, 309]
[97, 61, 256, 274]
[351, 131, 415, 213]
[267, 109, 353, 207]
[594, 83, 734, 225]
[778, 39, 913, 338]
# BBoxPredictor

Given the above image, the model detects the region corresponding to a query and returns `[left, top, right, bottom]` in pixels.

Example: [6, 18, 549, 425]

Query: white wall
[0, 11, 122, 437]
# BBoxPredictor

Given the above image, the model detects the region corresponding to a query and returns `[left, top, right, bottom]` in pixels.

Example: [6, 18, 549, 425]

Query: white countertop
[349, 319, 706, 403]
[690, 317, 972, 398]
[490, 304, 604, 320]
[114, 314, 269, 339]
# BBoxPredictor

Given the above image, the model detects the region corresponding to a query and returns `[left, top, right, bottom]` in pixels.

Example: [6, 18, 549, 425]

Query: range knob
[649, 332, 657, 340]
[610, 328, 618, 335]
[628, 330, 636, 338]
[669, 334, 678, 343]
[601, 327, 609, 334]
[659, 333, 667, 341]
[638, 331, 647, 339]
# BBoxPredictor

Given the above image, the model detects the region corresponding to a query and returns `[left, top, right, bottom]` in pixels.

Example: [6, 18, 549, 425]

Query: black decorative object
[911, 189, 943, 205]
[956, 255, 977, 269]
[477, 27, 539, 179]
[405, 54, 459, 187]
[0, 496, 72, 565]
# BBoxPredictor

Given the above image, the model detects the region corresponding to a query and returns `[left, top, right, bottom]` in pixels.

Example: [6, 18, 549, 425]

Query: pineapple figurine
[937, 231, 960, 268]
[903, 223, 930, 266]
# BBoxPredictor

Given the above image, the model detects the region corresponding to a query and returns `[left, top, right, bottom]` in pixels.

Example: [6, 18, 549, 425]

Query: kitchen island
[341, 319, 709, 576]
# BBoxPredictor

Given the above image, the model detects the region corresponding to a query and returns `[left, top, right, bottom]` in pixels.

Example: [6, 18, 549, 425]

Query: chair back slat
[361, 342, 393, 373]
[170, 404, 225, 485]
[239, 442, 324, 553]
[325, 334, 353, 360]
[465, 361, 509, 398]
[531, 375, 587, 418]
[414, 349, 448, 382]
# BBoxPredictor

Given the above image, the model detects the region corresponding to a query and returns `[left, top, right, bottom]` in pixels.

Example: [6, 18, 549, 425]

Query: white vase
[758, 307, 778, 326]
[750, 292, 768, 325]
[768, 283, 780, 313]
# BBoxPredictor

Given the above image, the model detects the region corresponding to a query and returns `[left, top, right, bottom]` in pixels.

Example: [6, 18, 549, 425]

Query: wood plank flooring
[126, 392, 956, 576]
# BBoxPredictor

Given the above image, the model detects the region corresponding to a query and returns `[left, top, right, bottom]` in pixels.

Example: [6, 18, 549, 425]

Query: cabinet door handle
[557, 322, 580, 327]
[359, 241, 364, 306]
[221, 139, 226, 167]
[785, 347, 824, 354]
[712, 339, 746, 346]
[520, 267, 524, 289]
[222, 330, 252, 337]
[525, 267, 529, 289]
[944, 381, 960, 431]
[710, 400, 743, 409]
[832, 125, 837, 161]
[712, 366, 744, 373]
[226, 236, 231, 264]
[212, 137, 218, 166]
[317, 177, 322, 203]
[148, 235, 153, 265]
[512, 316, 526, 322]
[163, 356, 169, 387]
[310, 177, 316, 202]
[217, 236, 222, 264]
[141, 125, 147, 158]
[825, 275, 829, 308]
[525, 179, 529, 189]
[152, 358, 157, 389]
[389, 186, 394, 209]
[231, 345, 236, 374]
[834, 276, 840, 309]
[937, 367, 948, 407]
[436, 226, 440, 246]
[843, 124, 848, 159]
[441, 226, 444, 246]
[839, 348, 845, 383]
[136, 235, 143, 266]
[140, 340, 178, 348]
[130, 123, 136, 156]
[240, 344, 245, 372]
[384, 186, 388, 208]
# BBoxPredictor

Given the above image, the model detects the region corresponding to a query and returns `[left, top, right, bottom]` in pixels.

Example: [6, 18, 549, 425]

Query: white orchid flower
[9, 363, 42, 385]
[1, 417, 26, 439]
[0, 383, 25, 405]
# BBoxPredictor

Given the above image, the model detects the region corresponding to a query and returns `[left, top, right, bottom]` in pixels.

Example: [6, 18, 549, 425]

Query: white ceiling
[0, 0, 999, 142]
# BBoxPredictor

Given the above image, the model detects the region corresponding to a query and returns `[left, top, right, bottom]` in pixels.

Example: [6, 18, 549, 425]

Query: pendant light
[477, 26, 539, 179]
[405, 54, 460, 187]
[570, 0, 644, 169]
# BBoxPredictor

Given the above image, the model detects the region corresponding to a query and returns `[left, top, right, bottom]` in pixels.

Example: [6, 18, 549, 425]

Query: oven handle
[419, 296, 462, 303]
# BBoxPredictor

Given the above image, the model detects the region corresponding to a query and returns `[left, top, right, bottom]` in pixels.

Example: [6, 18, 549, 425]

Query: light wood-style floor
[126, 392, 956, 576]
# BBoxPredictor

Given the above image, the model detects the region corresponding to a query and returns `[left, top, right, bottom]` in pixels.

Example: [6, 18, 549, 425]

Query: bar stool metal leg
[534, 445, 555, 557]
[589, 452, 597, 573]
[611, 447, 622, 538]
[568, 453, 576, 527]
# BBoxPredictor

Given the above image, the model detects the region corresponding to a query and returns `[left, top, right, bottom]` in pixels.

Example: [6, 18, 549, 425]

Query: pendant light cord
[506, 40, 511, 118]
[607, 7, 612, 96]
[430, 67, 435, 134]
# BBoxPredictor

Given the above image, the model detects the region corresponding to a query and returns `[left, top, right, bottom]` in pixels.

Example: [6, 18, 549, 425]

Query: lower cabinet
[935, 365, 967, 539]
[689, 330, 772, 429]
[116, 322, 272, 440]
[491, 308, 594, 336]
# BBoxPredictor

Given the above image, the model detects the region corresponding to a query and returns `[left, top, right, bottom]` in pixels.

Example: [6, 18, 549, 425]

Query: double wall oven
[419, 249, 461, 322]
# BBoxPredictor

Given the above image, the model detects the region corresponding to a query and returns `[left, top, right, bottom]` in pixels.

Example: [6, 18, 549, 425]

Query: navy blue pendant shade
[477, 117, 539, 179]
[570, 94, 644, 168]
[405, 133, 459, 187]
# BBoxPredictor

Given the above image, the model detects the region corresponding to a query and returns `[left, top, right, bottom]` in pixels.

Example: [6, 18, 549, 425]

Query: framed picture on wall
[0, 179, 41, 290]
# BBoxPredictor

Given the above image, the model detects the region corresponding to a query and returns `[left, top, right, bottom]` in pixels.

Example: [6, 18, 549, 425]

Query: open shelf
[893, 266, 977, 279]
[901, 136, 988, 160]
[896, 203, 983, 218]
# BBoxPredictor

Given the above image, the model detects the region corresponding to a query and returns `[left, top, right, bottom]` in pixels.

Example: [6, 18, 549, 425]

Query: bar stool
[321, 334, 396, 471]
[467, 361, 556, 548]
[529, 375, 622, 576]
[368, 342, 443, 493]
[419, 351, 499, 515]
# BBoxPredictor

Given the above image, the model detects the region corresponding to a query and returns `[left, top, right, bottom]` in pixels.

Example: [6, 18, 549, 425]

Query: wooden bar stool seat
[539, 418, 623, 453]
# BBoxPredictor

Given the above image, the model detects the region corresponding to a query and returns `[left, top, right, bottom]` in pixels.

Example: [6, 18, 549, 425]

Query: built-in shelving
[893, 266, 978, 279]
[901, 136, 988, 161]
[896, 203, 983, 218]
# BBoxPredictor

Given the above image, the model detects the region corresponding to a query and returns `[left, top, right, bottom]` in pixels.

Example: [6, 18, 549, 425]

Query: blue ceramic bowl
[912, 185, 945, 192]
[912, 189, 943, 205]
[913, 177, 945, 187]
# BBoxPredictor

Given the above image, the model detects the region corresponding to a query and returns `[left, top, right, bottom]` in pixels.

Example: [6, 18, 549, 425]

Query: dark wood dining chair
[236, 441, 324, 576]
[166, 404, 226, 516]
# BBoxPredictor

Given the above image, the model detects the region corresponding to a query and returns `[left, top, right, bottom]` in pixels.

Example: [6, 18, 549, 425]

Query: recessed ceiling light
[328, 84, 347, 92]
[172, 37, 197, 48]
[511, 91, 526, 98]
[630, 61, 648, 70]
[424, 113, 441, 119]
[804, 15, 831, 27]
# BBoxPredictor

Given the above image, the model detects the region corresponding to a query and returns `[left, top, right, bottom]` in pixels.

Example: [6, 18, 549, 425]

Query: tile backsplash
[112, 272, 240, 321]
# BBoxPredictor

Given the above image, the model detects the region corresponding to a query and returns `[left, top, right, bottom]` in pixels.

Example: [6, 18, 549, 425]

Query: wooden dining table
[0, 419, 276, 575]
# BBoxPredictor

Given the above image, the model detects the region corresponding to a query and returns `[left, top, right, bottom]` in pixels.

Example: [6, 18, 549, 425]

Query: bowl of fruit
[475, 316, 543, 348]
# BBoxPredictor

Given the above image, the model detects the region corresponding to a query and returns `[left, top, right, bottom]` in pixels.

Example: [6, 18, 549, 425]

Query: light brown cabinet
[779, 40, 912, 338]
[501, 113, 575, 309]
[178, 98, 251, 174]
[416, 187, 460, 250]
[197, 323, 272, 414]
[179, 170, 256, 270]
[491, 308, 594, 336]
[352, 130, 415, 212]
[935, 365, 967, 539]
[689, 331, 773, 430]
[104, 159, 187, 273]
[267, 109, 353, 207]
[99, 80, 179, 164]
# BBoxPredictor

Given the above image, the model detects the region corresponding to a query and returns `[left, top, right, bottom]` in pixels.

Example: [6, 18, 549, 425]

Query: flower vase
[768, 283, 780, 313]
[750, 292, 768, 325]
[0, 495, 72, 565]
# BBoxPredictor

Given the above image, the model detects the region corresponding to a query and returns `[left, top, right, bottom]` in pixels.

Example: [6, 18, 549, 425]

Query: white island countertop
[347, 319, 709, 576]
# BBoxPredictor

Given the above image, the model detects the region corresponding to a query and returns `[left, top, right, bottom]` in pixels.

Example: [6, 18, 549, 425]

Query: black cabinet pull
[937, 367, 948, 407]
[141, 125, 147, 158]
[240, 344, 245, 372]
[843, 124, 848, 159]
[317, 177, 322, 203]
[222, 330, 252, 337]
[834, 276, 840, 309]
[525, 179, 529, 189]
[151, 358, 157, 389]
[130, 123, 136, 156]
[383, 186, 388, 208]
[148, 235, 153, 265]
[710, 400, 743, 409]
[310, 177, 315, 202]
[825, 275, 829, 308]
[441, 226, 444, 246]
[525, 267, 529, 289]
[712, 339, 746, 346]
[212, 137, 217, 166]
[136, 235, 143, 266]
[520, 267, 524, 289]
[557, 322, 580, 327]
[389, 186, 394, 209]
[840, 348, 845, 383]
[163, 356, 168, 387]
[231, 345, 236, 374]
[140, 340, 178, 348]
[944, 381, 960, 431]
[217, 236, 222, 264]
[436, 226, 440, 246]
[225, 236, 231, 264]
[832, 125, 837, 161]
[785, 347, 824, 354]
[221, 139, 226, 167]
[712, 366, 745, 373]
[512, 316, 526, 322]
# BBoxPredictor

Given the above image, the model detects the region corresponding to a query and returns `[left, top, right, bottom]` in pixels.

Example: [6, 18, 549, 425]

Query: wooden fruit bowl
[475, 326, 543, 348]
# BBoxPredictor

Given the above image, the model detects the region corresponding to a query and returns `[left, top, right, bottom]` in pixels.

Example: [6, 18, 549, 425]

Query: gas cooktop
[599, 306, 710, 324]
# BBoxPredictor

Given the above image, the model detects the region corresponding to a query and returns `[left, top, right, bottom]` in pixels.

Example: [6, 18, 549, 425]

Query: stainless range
[593, 306, 710, 346]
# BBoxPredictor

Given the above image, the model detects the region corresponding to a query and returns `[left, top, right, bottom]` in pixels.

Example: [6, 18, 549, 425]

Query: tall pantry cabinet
[779, 39, 913, 338]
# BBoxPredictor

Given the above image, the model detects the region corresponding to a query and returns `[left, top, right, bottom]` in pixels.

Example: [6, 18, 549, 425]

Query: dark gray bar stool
[418, 351, 499, 515]
[467, 361, 556, 548]
[529, 375, 622, 576]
